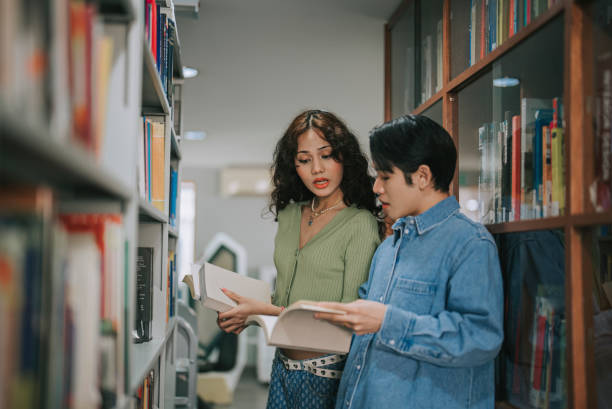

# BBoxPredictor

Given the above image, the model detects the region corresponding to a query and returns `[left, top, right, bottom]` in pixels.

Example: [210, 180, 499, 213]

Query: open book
[183, 261, 352, 354]
[246, 301, 351, 354]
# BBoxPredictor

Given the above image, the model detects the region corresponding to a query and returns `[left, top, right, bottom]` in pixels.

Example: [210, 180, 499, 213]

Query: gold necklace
[308, 197, 343, 226]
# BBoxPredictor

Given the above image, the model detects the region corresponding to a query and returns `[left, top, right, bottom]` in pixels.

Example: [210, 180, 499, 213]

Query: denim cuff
[376, 305, 416, 354]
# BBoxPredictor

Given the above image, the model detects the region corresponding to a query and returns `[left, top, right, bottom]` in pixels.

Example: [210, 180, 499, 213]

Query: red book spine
[532, 314, 547, 390]
[480, 0, 486, 59]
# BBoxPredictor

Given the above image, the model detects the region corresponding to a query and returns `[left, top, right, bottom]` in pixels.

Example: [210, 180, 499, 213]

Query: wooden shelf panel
[485, 216, 567, 234]
[171, 127, 182, 160]
[98, 0, 135, 23]
[168, 225, 179, 238]
[142, 41, 170, 115]
[0, 110, 131, 200]
[138, 198, 168, 223]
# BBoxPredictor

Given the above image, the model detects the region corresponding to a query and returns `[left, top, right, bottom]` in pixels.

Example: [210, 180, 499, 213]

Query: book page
[246, 314, 278, 341]
[267, 302, 352, 354]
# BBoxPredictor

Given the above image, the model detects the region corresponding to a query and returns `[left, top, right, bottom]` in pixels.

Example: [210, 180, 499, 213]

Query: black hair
[369, 114, 457, 192]
[269, 110, 382, 225]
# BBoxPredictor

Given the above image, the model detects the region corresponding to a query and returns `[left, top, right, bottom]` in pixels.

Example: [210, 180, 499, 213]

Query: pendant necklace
[308, 197, 344, 226]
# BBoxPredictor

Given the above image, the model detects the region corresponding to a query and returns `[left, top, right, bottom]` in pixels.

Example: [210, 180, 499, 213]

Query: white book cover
[66, 232, 102, 409]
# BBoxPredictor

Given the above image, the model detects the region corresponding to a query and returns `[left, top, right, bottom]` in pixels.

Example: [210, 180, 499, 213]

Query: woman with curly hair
[217, 109, 382, 409]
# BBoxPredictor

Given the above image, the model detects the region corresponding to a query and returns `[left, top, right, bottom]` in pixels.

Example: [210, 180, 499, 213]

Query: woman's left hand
[314, 300, 387, 335]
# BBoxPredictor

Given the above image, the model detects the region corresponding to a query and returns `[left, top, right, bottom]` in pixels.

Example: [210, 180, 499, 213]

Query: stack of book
[477, 97, 564, 224]
[138, 116, 166, 212]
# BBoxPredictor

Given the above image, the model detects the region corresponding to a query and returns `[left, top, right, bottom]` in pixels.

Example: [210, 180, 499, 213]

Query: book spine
[551, 128, 564, 216]
[512, 115, 521, 220]
[151, 120, 165, 212]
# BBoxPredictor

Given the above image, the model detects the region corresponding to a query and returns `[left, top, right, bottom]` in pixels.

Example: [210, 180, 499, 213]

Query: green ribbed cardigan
[272, 202, 380, 307]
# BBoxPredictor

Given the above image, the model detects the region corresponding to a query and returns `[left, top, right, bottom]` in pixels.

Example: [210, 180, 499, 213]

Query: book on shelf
[167, 249, 176, 322]
[474, 97, 563, 224]
[169, 165, 178, 227]
[593, 52, 612, 212]
[521, 97, 552, 220]
[436, 19, 443, 92]
[421, 34, 433, 103]
[139, 116, 166, 211]
[58, 207, 125, 408]
[135, 247, 154, 343]
[246, 302, 352, 354]
[0, 187, 54, 409]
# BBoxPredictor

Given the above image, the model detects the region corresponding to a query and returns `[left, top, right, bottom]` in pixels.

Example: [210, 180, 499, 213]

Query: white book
[187, 262, 352, 354]
[66, 232, 102, 409]
[246, 302, 351, 354]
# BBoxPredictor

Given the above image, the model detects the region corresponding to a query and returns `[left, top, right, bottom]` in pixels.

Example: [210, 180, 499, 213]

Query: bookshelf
[386, 0, 611, 408]
[0, 0, 184, 408]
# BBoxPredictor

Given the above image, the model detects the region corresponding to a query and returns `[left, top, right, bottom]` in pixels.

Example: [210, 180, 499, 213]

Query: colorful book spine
[551, 128, 564, 216]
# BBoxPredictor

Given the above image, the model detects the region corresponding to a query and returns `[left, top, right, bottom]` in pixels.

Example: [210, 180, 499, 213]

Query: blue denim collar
[392, 196, 459, 236]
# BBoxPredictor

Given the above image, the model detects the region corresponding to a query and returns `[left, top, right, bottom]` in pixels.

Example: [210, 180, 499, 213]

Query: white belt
[279, 354, 346, 379]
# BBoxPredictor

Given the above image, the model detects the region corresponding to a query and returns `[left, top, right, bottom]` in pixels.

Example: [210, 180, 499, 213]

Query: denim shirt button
[356, 365, 361, 370]
[389, 340, 395, 345]
[379, 296, 383, 302]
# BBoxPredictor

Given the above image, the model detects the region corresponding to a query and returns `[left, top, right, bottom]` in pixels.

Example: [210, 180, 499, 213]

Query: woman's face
[294, 128, 344, 199]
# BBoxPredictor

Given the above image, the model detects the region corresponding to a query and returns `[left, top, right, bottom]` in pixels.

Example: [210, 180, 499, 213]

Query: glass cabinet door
[389, 0, 443, 117]
[457, 15, 564, 224]
[494, 229, 567, 409]
[450, 0, 560, 80]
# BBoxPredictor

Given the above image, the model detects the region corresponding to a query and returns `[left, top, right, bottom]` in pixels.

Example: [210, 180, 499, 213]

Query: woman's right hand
[216, 288, 271, 334]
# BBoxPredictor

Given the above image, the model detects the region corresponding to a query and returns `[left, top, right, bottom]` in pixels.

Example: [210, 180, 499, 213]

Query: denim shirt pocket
[389, 278, 437, 315]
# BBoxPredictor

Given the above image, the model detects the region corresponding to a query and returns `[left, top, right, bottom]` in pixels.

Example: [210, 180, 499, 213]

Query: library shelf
[385, 1, 612, 407]
[142, 40, 171, 115]
[168, 225, 179, 238]
[98, 0, 135, 23]
[171, 127, 182, 160]
[0, 111, 131, 200]
[129, 317, 177, 394]
[138, 198, 169, 223]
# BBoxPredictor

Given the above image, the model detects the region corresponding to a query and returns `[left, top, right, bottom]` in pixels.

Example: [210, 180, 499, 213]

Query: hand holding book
[217, 288, 282, 334]
[314, 300, 388, 335]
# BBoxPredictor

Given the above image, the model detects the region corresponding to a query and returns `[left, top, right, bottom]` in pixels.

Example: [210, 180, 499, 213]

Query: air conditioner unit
[220, 167, 272, 197]
[174, 0, 199, 15]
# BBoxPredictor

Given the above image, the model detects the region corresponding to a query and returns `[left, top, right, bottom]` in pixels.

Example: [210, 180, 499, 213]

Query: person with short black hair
[315, 114, 504, 409]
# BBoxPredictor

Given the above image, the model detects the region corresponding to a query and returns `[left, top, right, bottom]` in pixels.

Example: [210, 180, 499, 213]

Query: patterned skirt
[265, 350, 346, 409]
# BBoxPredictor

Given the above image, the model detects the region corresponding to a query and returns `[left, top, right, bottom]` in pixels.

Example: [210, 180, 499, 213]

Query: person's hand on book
[217, 288, 282, 334]
[313, 300, 387, 335]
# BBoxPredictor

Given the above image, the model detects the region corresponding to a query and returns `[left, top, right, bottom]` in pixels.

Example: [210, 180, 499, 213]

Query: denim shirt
[336, 196, 504, 409]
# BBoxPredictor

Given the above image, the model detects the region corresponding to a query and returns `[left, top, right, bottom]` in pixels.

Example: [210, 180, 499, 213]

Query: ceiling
[176, 0, 403, 169]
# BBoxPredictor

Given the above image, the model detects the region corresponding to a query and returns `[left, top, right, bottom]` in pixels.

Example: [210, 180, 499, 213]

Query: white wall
[177, 0, 387, 168]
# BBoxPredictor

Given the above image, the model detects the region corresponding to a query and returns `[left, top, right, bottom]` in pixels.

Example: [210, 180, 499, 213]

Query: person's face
[295, 129, 344, 199]
[373, 166, 424, 219]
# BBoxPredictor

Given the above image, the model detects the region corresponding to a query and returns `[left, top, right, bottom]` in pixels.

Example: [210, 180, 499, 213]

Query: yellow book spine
[151, 121, 165, 212]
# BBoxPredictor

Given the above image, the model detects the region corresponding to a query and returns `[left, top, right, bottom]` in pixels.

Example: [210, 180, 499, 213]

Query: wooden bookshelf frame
[384, 1, 611, 408]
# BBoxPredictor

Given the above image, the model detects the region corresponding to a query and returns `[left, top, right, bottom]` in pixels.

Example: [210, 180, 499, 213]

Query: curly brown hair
[269, 110, 382, 226]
